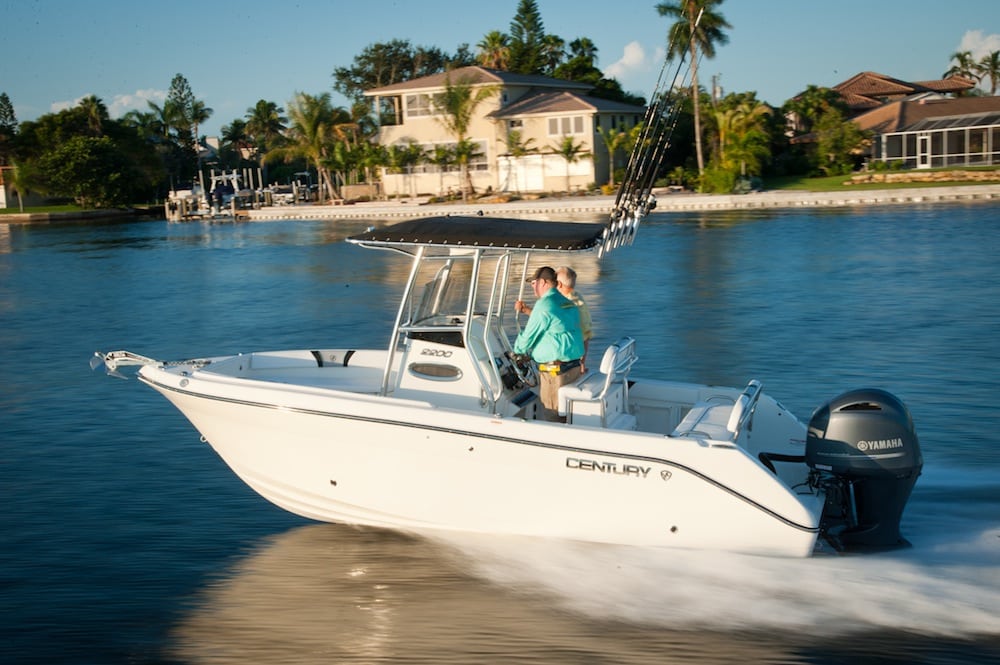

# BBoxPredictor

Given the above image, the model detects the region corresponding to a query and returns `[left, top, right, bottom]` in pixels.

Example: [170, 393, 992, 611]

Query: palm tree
[188, 99, 213, 169]
[656, 0, 731, 181]
[477, 31, 511, 69]
[539, 34, 566, 74]
[221, 119, 253, 164]
[596, 125, 627, 187]
[625, 122, 647, 155]
[384, 141, 426, 199]
[350, 140, 385, 198]
[504, 128, 537, 158]
[245, 100, 287, 185]
[145, 100, 182, 141]
[427, 144, 455, 197]
[269, 92, 338, 203]
[121, 109, 164, 141]
[5, 161, 27, 212]
[944, 50, 981, 83]
[551, 135, 589, 193]
[245, 100, 287, 154]
[326, 112, 362, 186]
[724, 100, 772, 176]
[500, 129, 537, 193]
[433, 75, 497, 200]
[978, 51, 1000, 95]
[568, 37, 598, 64]
[77, 95, 107, 136]
[452, 138, 485, 197]
[145, 98, 193, 184]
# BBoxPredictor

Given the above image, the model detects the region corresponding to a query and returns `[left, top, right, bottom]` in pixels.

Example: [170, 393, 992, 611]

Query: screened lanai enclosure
[872, 111, 1000, 169]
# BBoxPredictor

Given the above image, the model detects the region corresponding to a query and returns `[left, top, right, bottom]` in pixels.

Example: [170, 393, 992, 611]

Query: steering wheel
[507, 352, 538, 388]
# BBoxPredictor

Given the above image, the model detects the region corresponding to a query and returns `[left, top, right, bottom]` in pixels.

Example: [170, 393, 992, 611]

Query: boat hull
[139, 362, 823, 557]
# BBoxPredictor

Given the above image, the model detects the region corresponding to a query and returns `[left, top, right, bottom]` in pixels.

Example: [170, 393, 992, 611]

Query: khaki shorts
[539, 365, 582, 413]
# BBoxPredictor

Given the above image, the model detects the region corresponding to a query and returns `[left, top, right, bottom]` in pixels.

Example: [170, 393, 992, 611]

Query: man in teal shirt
[514, 266, 585, 421]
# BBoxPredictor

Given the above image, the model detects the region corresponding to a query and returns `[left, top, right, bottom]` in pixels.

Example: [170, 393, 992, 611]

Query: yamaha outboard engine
[806, 389, 922, 552]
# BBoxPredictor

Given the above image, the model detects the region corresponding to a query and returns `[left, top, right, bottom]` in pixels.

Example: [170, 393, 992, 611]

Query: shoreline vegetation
[3, 180, 1000, 224]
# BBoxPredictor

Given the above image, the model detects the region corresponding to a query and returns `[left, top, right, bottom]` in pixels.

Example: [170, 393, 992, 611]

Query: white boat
[92, 211, 922, 557]
[95, 30, 921, 557]
[165, 170, 250, 221]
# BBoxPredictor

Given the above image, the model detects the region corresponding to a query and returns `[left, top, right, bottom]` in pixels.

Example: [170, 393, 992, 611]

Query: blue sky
[4, 0, 999, 137]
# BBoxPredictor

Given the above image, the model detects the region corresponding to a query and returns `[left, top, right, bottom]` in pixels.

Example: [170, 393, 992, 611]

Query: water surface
[2, 204, 998, 663]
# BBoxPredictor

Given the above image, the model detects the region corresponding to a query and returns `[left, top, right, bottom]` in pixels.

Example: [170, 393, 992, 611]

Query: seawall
[3, 184, 999, 224]
[241, 184, 1000, 221]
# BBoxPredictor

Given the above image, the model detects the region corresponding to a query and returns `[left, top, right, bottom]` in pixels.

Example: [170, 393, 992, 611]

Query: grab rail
[727, 379, 763, 439]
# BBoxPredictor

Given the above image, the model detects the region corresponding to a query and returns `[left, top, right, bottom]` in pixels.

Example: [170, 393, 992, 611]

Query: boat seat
[670, 396, 735, 441]
[670, 380, 763, 441]
[558, 337, 637, 429]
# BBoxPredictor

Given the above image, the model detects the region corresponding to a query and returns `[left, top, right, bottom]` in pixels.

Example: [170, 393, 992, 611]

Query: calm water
[2, 204, 999, 664]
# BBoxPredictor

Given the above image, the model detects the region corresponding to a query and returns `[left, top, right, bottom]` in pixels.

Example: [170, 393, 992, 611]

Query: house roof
[830, 71, 976, 111]
[488, 90, 645, 118]
[362, 66, 591, 96]
[853, 96, 1000, 134]
[915, 76, 978, 93]
[835, 72, 918, 98]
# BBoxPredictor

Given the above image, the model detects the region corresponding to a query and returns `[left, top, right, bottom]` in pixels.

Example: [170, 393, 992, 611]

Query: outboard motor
[806, 389, 922, 552]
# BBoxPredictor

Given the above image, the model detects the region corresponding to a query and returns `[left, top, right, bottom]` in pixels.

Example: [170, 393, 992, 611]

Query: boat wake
[426, 465, 1000, 638]
[170, 470, 998, 663]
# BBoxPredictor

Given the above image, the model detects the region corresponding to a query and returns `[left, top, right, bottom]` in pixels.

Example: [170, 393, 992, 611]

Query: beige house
[363, 66, 645, 197]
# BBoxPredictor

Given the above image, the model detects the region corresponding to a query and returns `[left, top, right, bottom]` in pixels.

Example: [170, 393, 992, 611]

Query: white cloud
[50, 97, 85, 114]
[606, 41, 650, 80]
[958, 29, 1000, 59]
[108, 89, 167, 118]
[605, 41, 669, 97]
[49, 89, 167, 118]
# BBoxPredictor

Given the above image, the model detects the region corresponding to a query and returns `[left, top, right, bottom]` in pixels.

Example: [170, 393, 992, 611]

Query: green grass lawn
[0, 204, 89, 215]
[767, 169, 1000, 191]
[0, 203, 155, 216]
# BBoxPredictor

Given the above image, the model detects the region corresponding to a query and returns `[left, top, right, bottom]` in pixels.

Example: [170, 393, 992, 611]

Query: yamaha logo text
[856, 438, 904, 452]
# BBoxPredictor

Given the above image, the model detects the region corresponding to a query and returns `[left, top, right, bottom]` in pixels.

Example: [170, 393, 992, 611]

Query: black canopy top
[347, 215, 607, 252]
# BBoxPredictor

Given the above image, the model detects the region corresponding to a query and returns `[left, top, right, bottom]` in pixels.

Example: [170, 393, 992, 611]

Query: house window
[413, 140, 490, 173]
[548, 115, 586, 136]
[509, 119, 523, 129]
[405, 93, 443, 118]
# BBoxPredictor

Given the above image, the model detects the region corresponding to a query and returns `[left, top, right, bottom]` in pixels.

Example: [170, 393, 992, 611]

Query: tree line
[1, 0, 997, 209]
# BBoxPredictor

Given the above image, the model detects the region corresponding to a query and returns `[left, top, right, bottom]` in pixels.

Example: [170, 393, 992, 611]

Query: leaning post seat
[669, 379, 763, 442]
[557, 337, 638, 429]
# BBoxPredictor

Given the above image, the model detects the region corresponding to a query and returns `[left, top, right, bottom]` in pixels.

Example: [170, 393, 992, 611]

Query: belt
[537, 359, 581, 375]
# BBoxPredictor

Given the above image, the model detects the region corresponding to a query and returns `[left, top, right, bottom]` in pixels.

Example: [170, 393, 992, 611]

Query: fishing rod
[602, 9, 704, 256]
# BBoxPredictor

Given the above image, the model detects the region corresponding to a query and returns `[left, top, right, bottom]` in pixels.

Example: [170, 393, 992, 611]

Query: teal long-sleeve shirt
[513, 287, 585, 363]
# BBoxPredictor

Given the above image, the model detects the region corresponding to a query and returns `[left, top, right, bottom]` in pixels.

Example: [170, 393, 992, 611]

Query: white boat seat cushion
[556, 337, 637, 429]
[557, 371, 605, 414]
[671, 399, 735, 441]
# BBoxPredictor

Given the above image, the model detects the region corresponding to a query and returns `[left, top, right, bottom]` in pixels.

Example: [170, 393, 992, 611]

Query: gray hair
[556, 266, 577, 288]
